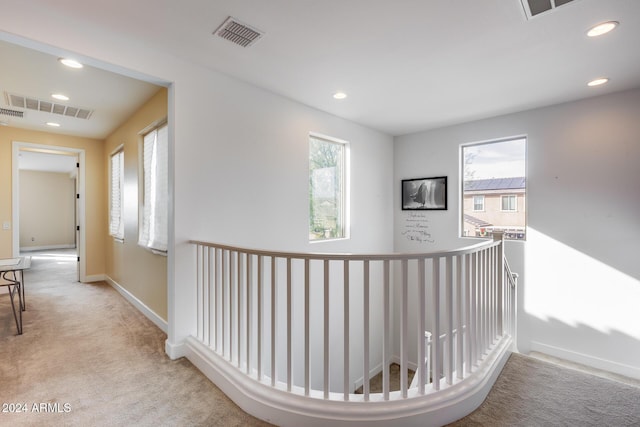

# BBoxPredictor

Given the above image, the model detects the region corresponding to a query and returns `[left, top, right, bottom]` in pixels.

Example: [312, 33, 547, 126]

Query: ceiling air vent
[0, 107, 24, 118]
[214, 16, 264, 48]
[521, 0, 578, 20]
[6, 92, 93, 120]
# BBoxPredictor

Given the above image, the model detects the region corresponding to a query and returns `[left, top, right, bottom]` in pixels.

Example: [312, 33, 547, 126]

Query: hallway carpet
[1, 251, 639, 426]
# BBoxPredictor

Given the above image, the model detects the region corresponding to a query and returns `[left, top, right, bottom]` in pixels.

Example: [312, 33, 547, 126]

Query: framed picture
[401, 176, 447, 210]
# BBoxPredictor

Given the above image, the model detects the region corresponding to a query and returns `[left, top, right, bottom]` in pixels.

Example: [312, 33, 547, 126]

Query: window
[109, 148, 124, 240]
[309, 134, 347, 241]
[139, 123, 168, 252]
[501, 195, 517, 211]
[473, 195, 485, 211]
[462, 137, 526, 240]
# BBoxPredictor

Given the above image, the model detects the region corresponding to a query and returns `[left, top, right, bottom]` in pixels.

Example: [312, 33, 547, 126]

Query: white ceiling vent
[521, 0, 578, 20]
[214, 16, 264, 48]
[0, 107, 24, 118]
[6, 92, 93, 120]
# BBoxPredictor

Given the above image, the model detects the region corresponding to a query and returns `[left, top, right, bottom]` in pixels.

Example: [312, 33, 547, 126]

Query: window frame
[308, 132, 349, 242]
[109, 145, 124, 242]
[473, 195, 485, 211]
[460, 136, 527, 241]
[501, 194, 517, 212]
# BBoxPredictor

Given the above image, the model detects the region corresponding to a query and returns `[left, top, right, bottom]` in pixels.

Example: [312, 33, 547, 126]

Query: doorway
[12, 142, 86, 282]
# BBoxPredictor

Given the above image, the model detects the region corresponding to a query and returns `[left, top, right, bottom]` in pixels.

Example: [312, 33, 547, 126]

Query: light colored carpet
[2, 250, 638, 426]
[448, 352, 640, 426]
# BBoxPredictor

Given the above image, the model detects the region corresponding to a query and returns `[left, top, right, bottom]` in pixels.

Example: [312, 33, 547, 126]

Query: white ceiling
[0, 40, 161, 140]
[1, 0, 640, 138]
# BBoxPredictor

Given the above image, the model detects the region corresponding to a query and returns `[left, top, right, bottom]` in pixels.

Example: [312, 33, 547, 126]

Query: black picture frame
[401, 176, 447, 210]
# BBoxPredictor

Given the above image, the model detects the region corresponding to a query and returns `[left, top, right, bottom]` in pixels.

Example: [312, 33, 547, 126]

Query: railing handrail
[188, 237, 499, 262]
[504, 257, 518, 288]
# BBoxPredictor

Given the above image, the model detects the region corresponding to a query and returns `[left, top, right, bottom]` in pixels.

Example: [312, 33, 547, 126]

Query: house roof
[464, 177, 525, 192]
[464, 214, 493, 228]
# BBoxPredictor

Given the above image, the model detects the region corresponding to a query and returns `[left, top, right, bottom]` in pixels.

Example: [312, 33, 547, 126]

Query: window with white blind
[139, 123, 168, 253]
[109, 148, 124, 240]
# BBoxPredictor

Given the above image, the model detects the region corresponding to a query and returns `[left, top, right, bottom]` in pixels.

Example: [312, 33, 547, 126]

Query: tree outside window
[309, 135, 346, 241]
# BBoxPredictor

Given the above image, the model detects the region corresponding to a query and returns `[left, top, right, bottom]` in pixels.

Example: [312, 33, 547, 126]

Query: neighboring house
[463, 177, 526, 240]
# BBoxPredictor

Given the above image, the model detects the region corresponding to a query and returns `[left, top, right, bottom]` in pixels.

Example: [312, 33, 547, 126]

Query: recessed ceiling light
[587, 21, 619, 37]
[333, 92, 347, 100]
[46, 122, 61, 127]
[59, 58, 83, 69]
[51, 93, 69, 101]
[587, 78, 609, 87]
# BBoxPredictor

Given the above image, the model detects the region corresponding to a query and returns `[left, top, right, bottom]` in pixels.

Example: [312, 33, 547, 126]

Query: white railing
[187, 232, 517, 424]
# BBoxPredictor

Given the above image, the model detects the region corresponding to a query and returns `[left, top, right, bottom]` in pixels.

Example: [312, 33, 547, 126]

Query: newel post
[493, 231, 505, 334]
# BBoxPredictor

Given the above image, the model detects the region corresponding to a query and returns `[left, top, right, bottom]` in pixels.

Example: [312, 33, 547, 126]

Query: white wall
[394, 89, 640, 379]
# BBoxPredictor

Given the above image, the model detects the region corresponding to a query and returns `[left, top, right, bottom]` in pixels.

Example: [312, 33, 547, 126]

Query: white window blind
[109, 150, 124, 240]
[139, 124, 168, 252]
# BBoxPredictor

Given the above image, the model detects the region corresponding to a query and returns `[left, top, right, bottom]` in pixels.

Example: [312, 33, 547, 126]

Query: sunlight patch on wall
[525, 227, 640, 339]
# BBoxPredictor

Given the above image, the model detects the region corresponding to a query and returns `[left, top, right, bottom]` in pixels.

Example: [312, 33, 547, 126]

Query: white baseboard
[353, 361, 384, 392]
[530, 341, 640, 380]
[165, 339, 186, 360]
[185, 335, 513, 427]
[105, 275, 168, 334]
[20, 244, 75, 252]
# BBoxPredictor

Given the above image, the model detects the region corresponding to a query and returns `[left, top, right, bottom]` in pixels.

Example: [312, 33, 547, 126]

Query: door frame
[12, 141, 87, 281]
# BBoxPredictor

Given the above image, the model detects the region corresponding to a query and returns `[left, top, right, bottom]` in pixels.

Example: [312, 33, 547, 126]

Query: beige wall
[463, 191, 526, 227]
[19, 170, 76, 249]
[104, 88, 168, 321]
[0, 127, 105, 276]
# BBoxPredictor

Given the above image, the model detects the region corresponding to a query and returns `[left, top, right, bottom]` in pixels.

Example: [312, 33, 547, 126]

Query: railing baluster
[344, 260, 350, 401]
[456, 255, 464, 380]
[196, 245, 203, 341]
[400, 259, 408, 398]
[445, 256, 453, 385]
[222, 250, 227, 358]
[209, 247, 215, 348]
[382, 259, 390, 401]
[492, 247, 497, 342]
[432, 257, 441, 391]
[418, 258, 426, 394]
[230, 251, 236, 363]
[214, 248, 220, 352]
[247, 253, 252, 375]
[304, 258, 310, 396]
[363, 260, 370, 401]
[237, 252, 242, 368]
[257, 255, 263, 380]
[464, 254, 475, 374]
[484, 249, 489, 352]
[287, 257, 292, 392]
[324, 259, 330, 399]
[271, 256, 276, 387]
[479, 250, 485, 355]
[497, 240, 504, 336]
[204, 246, 210, 346]
[470, 252, 477, 367]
